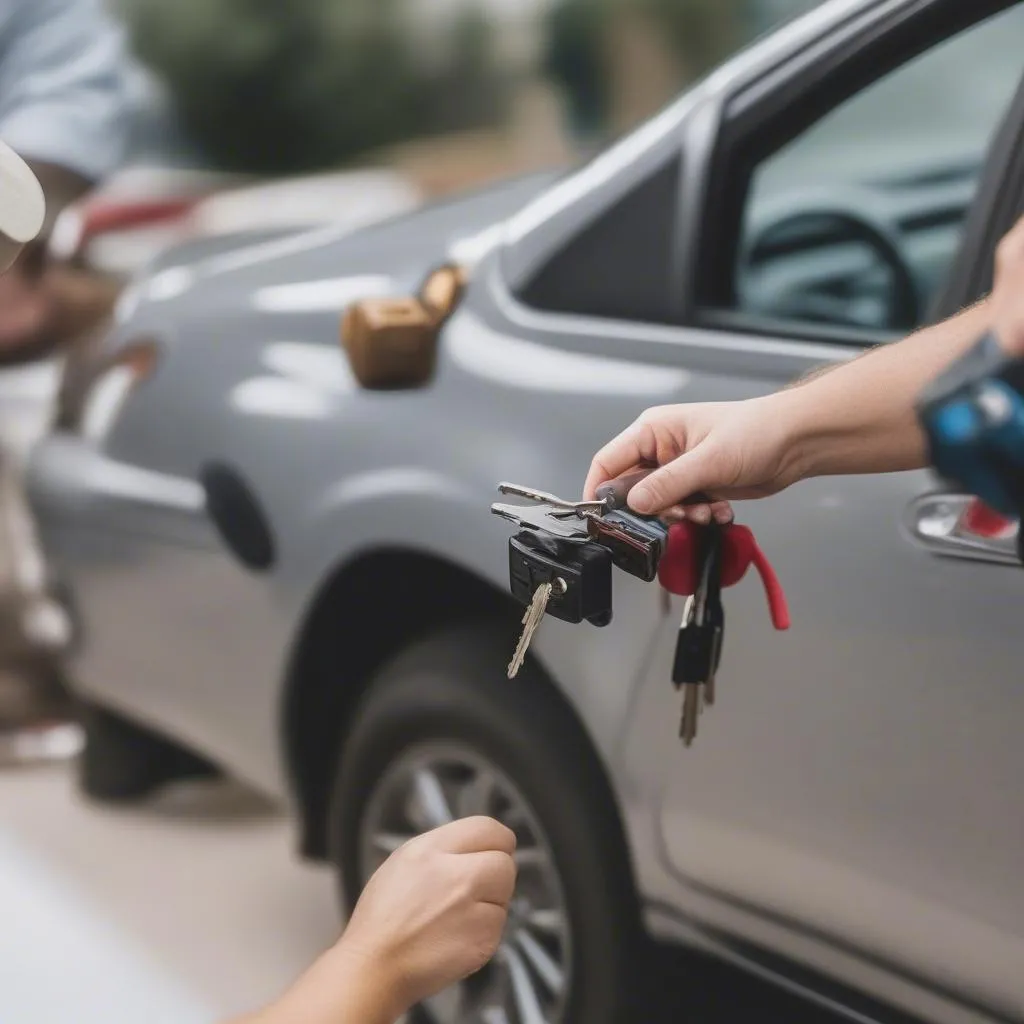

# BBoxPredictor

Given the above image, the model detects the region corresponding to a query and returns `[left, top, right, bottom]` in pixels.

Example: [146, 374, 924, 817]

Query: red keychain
[657, 520, 790, 630]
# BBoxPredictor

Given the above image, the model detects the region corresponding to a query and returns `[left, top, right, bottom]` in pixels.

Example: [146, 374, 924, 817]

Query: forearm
[779, 299, 992, 480]
[229, 946, 399, 1024]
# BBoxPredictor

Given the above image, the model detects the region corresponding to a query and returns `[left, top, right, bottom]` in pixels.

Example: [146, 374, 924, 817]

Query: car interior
[733, 4, 1024, 335]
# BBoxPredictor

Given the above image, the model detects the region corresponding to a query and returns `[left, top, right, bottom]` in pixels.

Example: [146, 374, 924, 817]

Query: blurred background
[108, 0, 820, 191]
[0, 2, 854, 1023]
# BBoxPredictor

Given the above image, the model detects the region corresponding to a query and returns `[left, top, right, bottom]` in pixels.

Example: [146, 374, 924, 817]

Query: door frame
[684, 0, 1024, 343]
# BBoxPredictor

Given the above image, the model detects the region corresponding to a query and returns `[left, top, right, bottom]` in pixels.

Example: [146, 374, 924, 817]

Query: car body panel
[26, 1, 1024, 1022]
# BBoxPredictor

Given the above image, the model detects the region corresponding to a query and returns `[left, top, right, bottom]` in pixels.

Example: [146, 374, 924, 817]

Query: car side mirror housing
[342, 264, 466, 390]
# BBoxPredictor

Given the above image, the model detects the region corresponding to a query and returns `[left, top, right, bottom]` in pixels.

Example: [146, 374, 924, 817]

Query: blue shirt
[0, 0, 129, 183]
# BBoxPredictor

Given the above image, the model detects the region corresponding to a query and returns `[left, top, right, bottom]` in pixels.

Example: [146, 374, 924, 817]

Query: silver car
[27, 2, 1024, 1023]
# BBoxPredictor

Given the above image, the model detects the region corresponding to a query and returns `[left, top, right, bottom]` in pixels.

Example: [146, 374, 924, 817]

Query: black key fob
[509, 532, 613, 627]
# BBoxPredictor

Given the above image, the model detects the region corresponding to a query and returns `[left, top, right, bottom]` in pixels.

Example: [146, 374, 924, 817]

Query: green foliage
[543, 0, 610, 137]
[542, 0, 748, 137]
[645, 0, 745, 73]
[124, 0, 509, 176]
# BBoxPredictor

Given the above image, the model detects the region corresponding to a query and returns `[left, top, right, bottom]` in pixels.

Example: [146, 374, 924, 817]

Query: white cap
[0, 139, 45, 271]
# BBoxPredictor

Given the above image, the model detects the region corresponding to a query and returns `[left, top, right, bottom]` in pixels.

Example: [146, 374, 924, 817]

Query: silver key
[507, 578, 566, 679]
[497, 482, 607, 516]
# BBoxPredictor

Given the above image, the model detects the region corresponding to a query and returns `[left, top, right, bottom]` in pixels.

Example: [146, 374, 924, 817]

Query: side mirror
[342, 264, 466, 390]
[0, 140, 45, 272]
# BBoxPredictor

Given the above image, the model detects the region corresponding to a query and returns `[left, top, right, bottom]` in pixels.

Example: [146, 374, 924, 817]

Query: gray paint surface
[27, 2, 1024, 1022]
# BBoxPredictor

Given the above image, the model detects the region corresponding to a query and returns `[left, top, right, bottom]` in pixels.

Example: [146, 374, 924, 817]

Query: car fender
[284, 465, 669, 771]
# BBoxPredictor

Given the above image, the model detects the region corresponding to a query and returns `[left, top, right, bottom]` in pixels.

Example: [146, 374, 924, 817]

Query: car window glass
[515, 154, 682, 324]
[729, 6, 1024, 335]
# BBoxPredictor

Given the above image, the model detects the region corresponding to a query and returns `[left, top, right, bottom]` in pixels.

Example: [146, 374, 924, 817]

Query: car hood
[133, 169, 564, 311]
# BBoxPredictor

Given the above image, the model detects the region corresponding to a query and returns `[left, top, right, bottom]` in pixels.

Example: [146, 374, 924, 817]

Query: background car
[27, 2, 1024, 1023]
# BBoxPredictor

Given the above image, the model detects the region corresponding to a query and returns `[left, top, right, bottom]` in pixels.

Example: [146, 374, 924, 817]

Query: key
[703, 529, 725, 709]
[508, 578, 564, 679]
[492, 499, 592, 542]
[508, 532, 612, 626]
[586, 509, 667, 582]
[670, 524, 723, 746]
[497, 482, 607, 516]
[505, 531, 613, 678]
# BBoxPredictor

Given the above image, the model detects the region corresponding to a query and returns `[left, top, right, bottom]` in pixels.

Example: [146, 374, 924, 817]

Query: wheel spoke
[524, 908, 565, 936]
[502, 946, 549, 1024]
[515, 929, 564, 995]
[480, 1006, 511, 1024]
[410, 768, 454, 830]
[513, 846, 545, 869]
[457, 768, 498, 818]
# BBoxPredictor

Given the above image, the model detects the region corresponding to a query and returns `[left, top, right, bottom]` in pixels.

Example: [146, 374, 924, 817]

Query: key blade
[491, 502, 591, 541]
[680, 685, 700, 747]
[508, 582, 553, 679]
[497, 483, 607, 516]
[498, 482, 573, 508]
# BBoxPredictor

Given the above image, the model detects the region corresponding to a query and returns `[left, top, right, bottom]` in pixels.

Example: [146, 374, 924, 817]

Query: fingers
[583, 418, 657, 500]
[628, 449, 717, 515]
[428, 816, 517, 856]
[661, 500, 734, 526]
[466, 849, 518, 907]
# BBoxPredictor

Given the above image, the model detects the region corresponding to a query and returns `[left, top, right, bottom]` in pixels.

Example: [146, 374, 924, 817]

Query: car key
[671, 524, 723, 746]
[508, 578, 560, 680]
[703, 540, 725, 709]
[586, 510, 667, 582]
[506, 531, 613, 678]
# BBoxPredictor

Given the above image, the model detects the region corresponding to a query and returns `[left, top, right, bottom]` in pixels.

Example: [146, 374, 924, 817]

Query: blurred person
[584, 214, 1024, 522]
[0, 0, 129, 359]
[0, 147, 520, 1024]
[234, 817, 517, 1024]
[0, 0, 129, 756]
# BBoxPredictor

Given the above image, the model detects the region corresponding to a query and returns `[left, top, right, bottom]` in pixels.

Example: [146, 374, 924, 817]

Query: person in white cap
[0, 0, 128, 753]
[0, 143, 520, 1024]
[0, 0, 128, 357]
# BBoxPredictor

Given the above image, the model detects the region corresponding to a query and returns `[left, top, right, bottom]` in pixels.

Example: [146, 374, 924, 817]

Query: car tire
[328, 624, 651, 1024]
[78, 701, 219, 803]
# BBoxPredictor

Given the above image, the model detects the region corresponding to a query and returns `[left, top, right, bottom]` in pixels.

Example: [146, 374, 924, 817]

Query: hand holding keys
[492, 471, 789, 748]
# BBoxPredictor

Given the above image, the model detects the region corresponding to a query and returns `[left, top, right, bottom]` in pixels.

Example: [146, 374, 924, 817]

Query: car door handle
[904, 493, 1020, 565]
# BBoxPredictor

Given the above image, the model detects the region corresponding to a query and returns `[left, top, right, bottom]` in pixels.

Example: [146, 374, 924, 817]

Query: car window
[515, 154, 683, 324]
[726, 6, 1024, 335]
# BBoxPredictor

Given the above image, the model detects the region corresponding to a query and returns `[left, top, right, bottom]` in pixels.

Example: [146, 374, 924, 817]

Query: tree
[123, 0, 508, 176]
[542, 0, 749, 138]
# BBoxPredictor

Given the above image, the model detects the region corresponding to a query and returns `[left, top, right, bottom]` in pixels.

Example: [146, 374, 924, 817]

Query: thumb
[627, 446, 719, 515]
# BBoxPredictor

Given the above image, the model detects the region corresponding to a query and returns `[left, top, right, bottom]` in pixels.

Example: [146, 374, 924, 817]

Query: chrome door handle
[904, 493, 1020, 565]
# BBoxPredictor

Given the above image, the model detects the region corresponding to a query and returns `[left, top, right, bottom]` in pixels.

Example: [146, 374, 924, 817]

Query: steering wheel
[738, 185, 921, 332]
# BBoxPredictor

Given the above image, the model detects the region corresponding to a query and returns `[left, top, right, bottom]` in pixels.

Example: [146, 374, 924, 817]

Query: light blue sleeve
[0, 0, 131, 183]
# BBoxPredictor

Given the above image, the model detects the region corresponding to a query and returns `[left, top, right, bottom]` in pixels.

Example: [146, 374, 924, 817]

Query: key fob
[509, 532, 613, 626]
[587, 510, 667, 582]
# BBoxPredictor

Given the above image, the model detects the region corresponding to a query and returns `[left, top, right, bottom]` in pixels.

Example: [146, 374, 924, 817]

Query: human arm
[229, 817, 517, 1024]
[583, 297, 994, 517]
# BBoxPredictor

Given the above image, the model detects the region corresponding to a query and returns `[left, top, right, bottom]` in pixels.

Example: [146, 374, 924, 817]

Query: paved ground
[0, 764, 338, 1024]
[0, 760, 844, 1024]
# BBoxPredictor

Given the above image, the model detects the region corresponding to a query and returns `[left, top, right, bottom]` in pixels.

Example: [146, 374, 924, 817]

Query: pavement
[0, 761, 846, 1024]
[0, 765, 338, 1024]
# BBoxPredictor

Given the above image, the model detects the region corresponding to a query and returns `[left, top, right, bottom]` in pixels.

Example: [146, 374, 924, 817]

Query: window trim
[937, 70, 1024, 318]
[689, 0, 1022, 344]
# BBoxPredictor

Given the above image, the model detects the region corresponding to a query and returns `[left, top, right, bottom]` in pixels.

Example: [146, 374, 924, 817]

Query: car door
[615, 3, 1024, 1021]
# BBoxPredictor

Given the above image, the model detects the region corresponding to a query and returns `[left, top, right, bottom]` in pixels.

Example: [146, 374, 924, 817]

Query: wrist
[326, 940, 403, 1024]
[257, 942, 402, 1024]
[756, 387, 821, 487]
